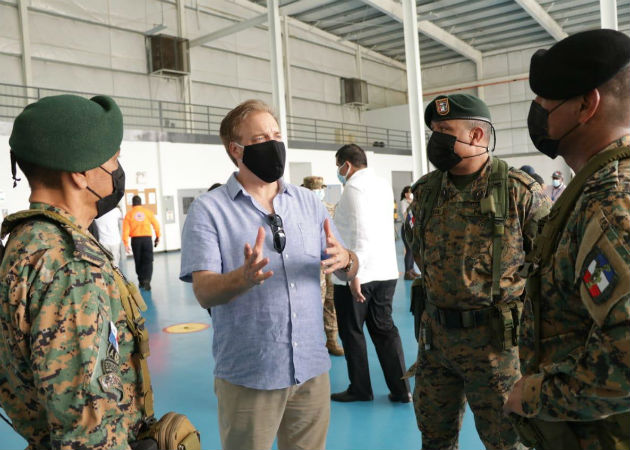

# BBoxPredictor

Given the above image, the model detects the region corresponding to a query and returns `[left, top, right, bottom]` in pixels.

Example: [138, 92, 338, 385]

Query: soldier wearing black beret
[505, 29, 630, 450]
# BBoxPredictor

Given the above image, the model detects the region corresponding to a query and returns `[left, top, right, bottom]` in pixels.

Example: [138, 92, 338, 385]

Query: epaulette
[583, 159, 623, 197]
[508, 168, 540, 192]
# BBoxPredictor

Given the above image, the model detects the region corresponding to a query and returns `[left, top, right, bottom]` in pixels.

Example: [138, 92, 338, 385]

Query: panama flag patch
[582, 250, 616, 304]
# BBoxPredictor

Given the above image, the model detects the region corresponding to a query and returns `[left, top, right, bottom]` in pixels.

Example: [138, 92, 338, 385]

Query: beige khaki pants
[214, 372, 330, 450]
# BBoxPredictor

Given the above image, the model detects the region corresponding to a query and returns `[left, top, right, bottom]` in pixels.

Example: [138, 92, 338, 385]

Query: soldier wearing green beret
[0, 95, 157, 449]
[403, 93, 551, 449]
[504, 29, 630, 450]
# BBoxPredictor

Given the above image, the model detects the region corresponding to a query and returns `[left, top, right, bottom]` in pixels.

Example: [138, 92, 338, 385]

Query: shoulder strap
[480, 158, 509, 303]
[415, 171, 443, 273]
[1, 209, 155, 423]
[533, 146, 630, 267]
[527, 146, 630, 367]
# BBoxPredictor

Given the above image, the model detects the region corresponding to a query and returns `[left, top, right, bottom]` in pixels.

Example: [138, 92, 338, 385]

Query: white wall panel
[110, 29, 146, 73]
[0, 55, 24, 85]
[422, 60, 476, 90]
[483, 53, 510, 79]
[0, 4, 21, 55]
[32, 59, 115, 93]
[30, 11, 112, 68]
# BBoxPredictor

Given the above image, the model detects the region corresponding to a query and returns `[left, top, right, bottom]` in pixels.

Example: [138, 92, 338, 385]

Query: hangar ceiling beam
[189, 0, 322, 47]
[359, 0, 482, 64]
[514, 0, 568, 41]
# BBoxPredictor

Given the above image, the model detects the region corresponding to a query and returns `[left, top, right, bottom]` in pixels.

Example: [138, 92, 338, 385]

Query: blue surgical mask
[552, 179, 561, 188]
[315, 189, 326, 201]
[337, 163, 349, 185]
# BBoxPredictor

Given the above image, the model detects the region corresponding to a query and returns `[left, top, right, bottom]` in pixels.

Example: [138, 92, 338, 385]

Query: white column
[282, 15, 293, 130]
[600, 0, 618, 30]
[268, 0, 290, 183]
[17, 0, 32, 87]
[402, 0, 427, 179]
[176, 0, 192, 130]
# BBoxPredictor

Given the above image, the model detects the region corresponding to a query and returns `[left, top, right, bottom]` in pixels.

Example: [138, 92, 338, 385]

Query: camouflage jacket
[0, 203, 144, 449]
[519, 136, 630, 421]
[407, 157, 551, 309]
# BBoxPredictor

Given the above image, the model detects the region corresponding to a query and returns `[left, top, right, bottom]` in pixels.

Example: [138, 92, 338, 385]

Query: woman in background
[399, 186, 418, 280]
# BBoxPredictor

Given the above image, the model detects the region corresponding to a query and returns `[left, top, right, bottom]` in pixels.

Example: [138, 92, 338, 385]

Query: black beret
[9, 94, 123, 172]
[424, 94, 491, 127]
[530, 29, 630, 100]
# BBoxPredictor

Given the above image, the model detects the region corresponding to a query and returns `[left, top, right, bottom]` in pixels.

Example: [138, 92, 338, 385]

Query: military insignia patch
[436, 98, 449, 115]
[581, 249, 617, 304]
[98, 373, 123, 402]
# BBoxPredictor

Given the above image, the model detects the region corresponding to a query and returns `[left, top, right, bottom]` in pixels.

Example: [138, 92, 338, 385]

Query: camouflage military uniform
[0, 203, 145, 449]
[518, 136, 630, 449]
[321, 201, 343, 355]
[407, 158, 550, 449]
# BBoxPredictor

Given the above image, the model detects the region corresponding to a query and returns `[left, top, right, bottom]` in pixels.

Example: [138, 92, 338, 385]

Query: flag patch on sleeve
[582, 250, 617, 304]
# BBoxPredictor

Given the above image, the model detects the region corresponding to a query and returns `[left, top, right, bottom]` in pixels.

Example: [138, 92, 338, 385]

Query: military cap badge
[436, 98, 449, 116]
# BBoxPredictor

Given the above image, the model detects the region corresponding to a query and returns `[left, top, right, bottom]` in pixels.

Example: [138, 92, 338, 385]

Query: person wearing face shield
[0, 95, 161, 449]
[504, 30, 630, 450]
[403, 93, 551, 450]
[179, 100, 358, 450]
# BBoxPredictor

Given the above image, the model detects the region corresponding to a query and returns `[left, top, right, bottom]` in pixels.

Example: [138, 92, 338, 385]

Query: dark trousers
[131, 236, 153, 283]
[401, 225, 414, 272]
[334, 279, 409, 399]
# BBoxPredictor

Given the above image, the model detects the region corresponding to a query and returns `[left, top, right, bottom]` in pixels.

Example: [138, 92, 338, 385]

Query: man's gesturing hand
[321, 218, 350, 274]
[243, 226, 274, 287]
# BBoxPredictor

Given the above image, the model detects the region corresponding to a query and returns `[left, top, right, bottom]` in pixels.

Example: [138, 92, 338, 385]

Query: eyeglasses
[267, 214, 286, 253]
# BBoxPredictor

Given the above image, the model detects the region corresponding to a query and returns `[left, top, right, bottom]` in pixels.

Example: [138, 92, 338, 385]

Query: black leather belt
[425, 301, 495, 329]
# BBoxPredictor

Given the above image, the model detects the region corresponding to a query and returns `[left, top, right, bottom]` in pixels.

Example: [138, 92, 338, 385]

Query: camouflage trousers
[411, 312, 526, 450]
[321, 272, 338, 338]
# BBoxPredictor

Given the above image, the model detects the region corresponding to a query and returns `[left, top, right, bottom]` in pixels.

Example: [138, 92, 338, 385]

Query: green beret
[530, 29, 630, 100]
[424, 94, 491, 127]
[9, 94, 123, 172]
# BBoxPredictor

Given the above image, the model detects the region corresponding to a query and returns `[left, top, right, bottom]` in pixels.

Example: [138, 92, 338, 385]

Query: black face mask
[426, 131, 489, 172]
[87, 164, 126, 218]
[527, 100, 580, 159]
[241, 140, 286, 183]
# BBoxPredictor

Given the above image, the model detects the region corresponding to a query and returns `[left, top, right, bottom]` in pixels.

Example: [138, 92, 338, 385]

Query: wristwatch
[342, 251, 354, 273]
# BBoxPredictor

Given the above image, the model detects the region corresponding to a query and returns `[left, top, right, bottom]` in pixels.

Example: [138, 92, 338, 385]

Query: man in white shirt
[331, 143, 411, 403]
[94, 205, 123, 267]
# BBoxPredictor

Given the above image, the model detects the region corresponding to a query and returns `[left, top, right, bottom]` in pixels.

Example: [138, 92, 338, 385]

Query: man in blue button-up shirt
[180, 99, 358, 450]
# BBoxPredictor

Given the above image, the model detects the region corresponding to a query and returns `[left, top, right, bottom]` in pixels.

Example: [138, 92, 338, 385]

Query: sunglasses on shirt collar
[267, 214, 286, 253]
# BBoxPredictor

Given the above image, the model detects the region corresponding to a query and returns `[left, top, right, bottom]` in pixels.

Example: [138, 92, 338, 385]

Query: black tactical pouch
[410, 278, 426, 341]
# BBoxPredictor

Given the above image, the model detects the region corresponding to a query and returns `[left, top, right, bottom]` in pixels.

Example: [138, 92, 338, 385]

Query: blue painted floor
[0, 239, 484, 450]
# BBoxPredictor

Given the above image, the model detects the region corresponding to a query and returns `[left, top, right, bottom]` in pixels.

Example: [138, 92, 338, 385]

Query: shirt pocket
[298, 222, 321, 258]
